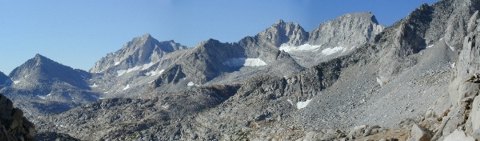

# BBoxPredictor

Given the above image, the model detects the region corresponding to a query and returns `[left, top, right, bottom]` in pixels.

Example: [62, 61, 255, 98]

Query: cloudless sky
[0, 0, 437, 74]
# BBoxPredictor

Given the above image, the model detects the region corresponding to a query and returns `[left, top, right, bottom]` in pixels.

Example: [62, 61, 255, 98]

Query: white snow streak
[37, 95, 46, 100]
[321, 46, 345, 55]
[122, 85, 130, 90]
[146, 69, 165, 76]
[376, 77, 384, 86]
[279, 44, 322, 52]
[117, 62, 155, 76]
[287, 99, 294, 106]
[187, 82, 195, 87]
[296, 99, 312, 109]
[444, 40, 456, 51]
[90, 83, 98, 88]
[114, 62, 120, 66]
[13, 81, 20, 84]
[244, 58, 267, 66]
[223, 58, 267, 67]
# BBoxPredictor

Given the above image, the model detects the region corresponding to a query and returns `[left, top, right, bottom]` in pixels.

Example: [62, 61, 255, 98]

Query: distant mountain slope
[90, 34, 187, 73]
[9, 54, 90, 90]
[2, 54, 98, 116]
[37, 0, 480, 140]
[280, 12, 384, 67]
[90, 32, 304, 98]
[0, 71, 10, 88]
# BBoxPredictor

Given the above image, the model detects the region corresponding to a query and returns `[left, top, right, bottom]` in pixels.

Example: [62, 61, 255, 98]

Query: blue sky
[0, 0, 437, 74]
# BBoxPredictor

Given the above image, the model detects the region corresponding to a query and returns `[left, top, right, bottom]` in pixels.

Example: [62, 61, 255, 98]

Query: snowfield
[146, 69, 165, 76]
[279, 44, 322, 52]
[187, 82, 195, 87]
[223, 58, 267, 67]
[296, 99, 312, 109]
[117, 62, 155, 76]
[321, 46, 345, 55]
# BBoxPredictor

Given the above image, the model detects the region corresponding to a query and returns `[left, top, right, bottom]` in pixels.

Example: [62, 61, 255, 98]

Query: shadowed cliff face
[0, 94, 35, 141]
[0, 71, 10, 88]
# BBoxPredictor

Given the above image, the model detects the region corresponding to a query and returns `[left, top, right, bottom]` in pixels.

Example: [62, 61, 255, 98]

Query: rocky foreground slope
[0, 94, 35, 141]
[3, 0, 480, 140]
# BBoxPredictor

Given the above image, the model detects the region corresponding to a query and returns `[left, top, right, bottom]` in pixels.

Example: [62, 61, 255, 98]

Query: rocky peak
[90, 34, 187, 73]
[309, 12, 384, 47]
[32, 54, 50, 66]
[9, 54, 89, 89]
[374, 0, 480, 80]
[256, 20, 309, 47]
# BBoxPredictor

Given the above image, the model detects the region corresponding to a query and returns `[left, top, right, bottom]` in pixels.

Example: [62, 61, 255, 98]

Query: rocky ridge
[90, 34, 187, 73]
[1, 54, 99, 116]
[2, 0, 480, 140]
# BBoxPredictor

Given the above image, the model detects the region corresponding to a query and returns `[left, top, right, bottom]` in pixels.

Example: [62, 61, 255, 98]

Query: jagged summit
[308, 12, 384, 46]
[140, 33, 153, 39]
[31, 54, 55, 66]
[256, 19, 309, 47]
[342, 12, 379, 24]
[90, 34, 187, 73]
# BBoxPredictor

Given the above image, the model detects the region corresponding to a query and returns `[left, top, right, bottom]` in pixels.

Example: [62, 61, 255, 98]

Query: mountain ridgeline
[3, 0, 480, 140]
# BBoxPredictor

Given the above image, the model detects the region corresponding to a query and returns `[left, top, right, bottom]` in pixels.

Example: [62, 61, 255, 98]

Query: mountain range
[2, 0, 480, 140]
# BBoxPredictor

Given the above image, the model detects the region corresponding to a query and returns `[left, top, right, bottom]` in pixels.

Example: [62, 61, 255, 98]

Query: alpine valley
[3, 0, 480, 140]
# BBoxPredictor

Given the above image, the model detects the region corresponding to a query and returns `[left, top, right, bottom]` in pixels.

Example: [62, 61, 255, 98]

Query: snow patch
[321, 46, 345, 55]
[122, 85, 130, 90]
[117, 62, 156, 76]
[162, 104, 170, 109]
[426, 44, 434, 48]
[287, 99, 294, 106]
[114, 61, 120, 66]
[187, 82, 195, 87]
[37, 95, 46, 100]
[449, 46, 456, 51]
[223, 58, 267, 67]
[244, 58, 267, 66]
[279, 44, 322, 52]
[90, 83, 98, 88]
[376, 77, 384, 86]
[451, 62, 456, 68]
[296, 99, 312, 109]
[444, 40, 456, 51]
[13, 81, 20, 84]
[146, 69, 165, 76]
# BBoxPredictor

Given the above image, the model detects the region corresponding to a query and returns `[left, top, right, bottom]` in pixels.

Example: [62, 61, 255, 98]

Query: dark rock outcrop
[0, 94, 34, 141]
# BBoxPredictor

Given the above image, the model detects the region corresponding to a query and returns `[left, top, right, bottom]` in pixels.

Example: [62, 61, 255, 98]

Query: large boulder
[444, 130, 475, 141]
[408, 124, 431, 141]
